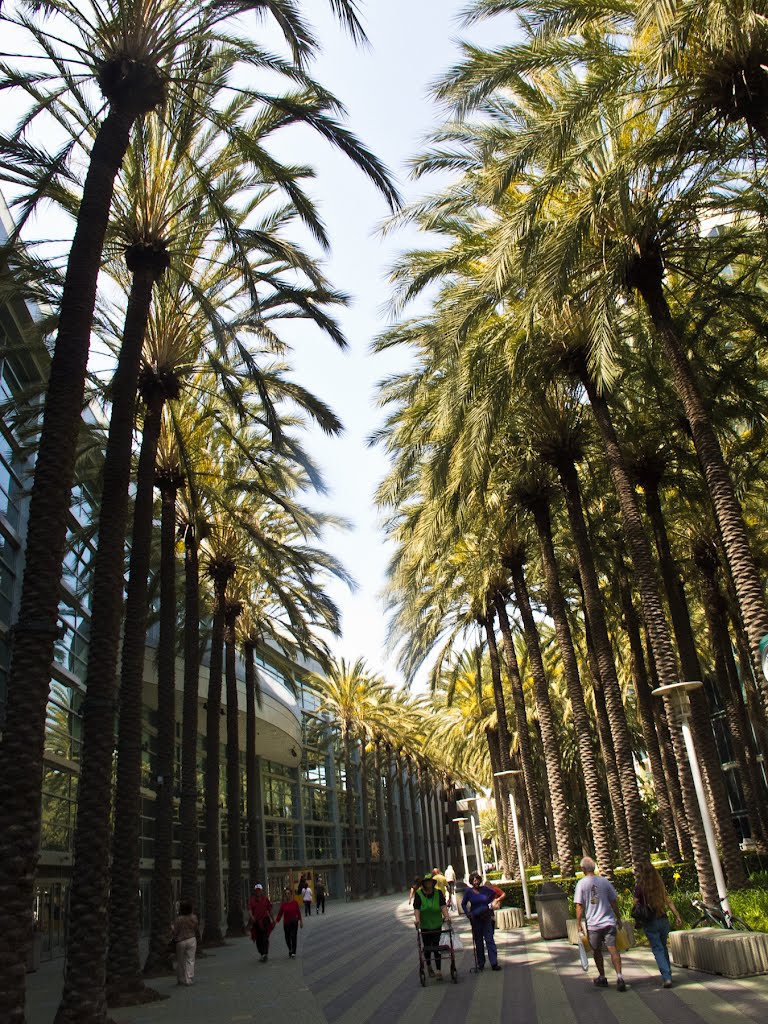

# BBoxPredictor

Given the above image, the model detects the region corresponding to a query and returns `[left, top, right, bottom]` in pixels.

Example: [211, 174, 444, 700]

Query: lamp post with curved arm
[452, 817, 470, 882]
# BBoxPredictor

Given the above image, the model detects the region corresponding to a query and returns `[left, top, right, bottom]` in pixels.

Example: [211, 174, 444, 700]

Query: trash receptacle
[535, 881, 569, 939]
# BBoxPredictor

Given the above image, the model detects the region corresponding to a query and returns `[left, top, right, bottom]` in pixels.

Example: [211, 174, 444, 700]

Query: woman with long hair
[633, 861, 683, 988]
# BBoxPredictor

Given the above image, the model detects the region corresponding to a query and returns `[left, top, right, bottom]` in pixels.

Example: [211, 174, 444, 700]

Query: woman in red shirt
[275, 887, 303, 957]
[248, 884, 274, 961]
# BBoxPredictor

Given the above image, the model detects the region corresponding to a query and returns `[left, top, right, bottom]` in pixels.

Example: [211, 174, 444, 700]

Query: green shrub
[729, 888, 768, 931]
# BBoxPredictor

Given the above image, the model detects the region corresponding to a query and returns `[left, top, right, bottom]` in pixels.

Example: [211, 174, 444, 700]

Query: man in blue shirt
[574, 856, 626, 991]
[461, 872, 504, 971]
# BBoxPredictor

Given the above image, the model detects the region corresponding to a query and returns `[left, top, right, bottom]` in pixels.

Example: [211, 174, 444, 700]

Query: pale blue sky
[264, 2, 509, 687]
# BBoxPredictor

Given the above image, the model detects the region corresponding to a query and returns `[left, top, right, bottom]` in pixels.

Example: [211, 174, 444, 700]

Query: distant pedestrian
[171, 899, 198, 986]
[431, 867, 448, 898]
[574, 856, 626, 991]
[408, 875, 422, 906]
[248, 884, 274, 962]
[413, 873, 450, 979]
[297, 874, 307, 896]
[275, 887, 303, 957]
[302, 883, 313, 917]
[633, 860, 683, 988]
[444, 864, 456, 907]
[316, 878, 327, 914]
[461, 872, 504, 971]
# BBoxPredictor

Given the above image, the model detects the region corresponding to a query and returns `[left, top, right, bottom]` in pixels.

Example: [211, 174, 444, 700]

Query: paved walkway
[26, 894, 768, 1024]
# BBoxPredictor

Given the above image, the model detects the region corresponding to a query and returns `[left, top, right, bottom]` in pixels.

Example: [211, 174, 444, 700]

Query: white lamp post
[652, 681, 730, 914]
[494, 769, 531, 918]
[452, 817, 470, 882]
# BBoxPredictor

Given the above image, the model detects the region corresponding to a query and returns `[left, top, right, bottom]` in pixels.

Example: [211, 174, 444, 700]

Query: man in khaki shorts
[574, 856, 626, 991]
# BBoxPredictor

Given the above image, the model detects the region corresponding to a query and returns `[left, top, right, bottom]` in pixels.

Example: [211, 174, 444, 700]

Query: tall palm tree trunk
[144, 474, 180, 975]
[694, 542, 768, 850]
[483, 609, 519, 877]
[105, 388, 164, 1003]
[494, 598, 553, 876]
[555, 455, 648, 868]
[0, 105, 142, 1024]
[529, 498, 613, 875]
[385, 747, 403, 889]
[580, 374, 715, 897]
[397, 754, 414, 884]
[224, 603, 245, 935]
[505, 555, 575, 875]
[407, 758, 425, 872]
[486, 728, 512, 878]
[617, 575, 681, 861]
[343, 726, 359, 898]
[203, 575, 229, 945]
[643, 482, 747, 886]
[419, 765, 435, 870]
[373, 742, 391, 893]
[636, 269, 768, 701]
[244, 641, 262, 887]
[180, 530, 201, 904]
[359, 739, 373, 895]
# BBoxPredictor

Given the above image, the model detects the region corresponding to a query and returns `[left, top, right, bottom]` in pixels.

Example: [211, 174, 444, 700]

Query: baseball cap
[253, 883, 263, 890]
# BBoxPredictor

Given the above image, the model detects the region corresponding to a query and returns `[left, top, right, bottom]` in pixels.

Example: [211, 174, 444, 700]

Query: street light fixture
[652, 681, 730, 914]
[452, 817, 470, 882]
[494, 769, 531, 918]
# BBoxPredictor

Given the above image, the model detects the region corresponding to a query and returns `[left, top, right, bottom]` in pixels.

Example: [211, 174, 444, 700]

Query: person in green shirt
[413, 874, 450, 978]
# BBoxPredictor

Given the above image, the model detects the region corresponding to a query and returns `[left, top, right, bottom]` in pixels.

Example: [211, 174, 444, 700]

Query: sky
[260, 2, 511, 688]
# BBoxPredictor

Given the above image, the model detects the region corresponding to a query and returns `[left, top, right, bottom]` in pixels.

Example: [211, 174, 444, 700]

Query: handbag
[440, 926, 463, 951]
[631, 901, 654, 927]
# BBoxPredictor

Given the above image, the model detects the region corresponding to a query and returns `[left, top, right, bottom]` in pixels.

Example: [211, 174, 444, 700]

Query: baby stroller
[416, 924, 459, 986]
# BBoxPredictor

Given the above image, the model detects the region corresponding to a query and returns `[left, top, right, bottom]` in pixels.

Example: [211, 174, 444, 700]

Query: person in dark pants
[248, 884, 274, 962]
[413, 874, 449, 979]
[461, 873, 503, 971]
[316, 878, 326, 914]
[302, 882, 313, 917]
[275, 888, 303, 957]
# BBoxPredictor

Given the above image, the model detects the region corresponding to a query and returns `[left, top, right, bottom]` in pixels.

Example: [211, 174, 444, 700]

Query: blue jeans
[471, 914, 497, 968]
[644, 916, 671, 982]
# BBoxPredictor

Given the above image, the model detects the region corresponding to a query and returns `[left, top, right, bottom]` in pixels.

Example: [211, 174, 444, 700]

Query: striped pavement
[25, 893, 768, 1024]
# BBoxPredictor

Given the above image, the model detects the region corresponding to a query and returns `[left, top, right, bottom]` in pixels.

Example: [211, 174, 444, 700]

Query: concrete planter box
[669, 927, 768, 978]
[495, 907, 525, 929]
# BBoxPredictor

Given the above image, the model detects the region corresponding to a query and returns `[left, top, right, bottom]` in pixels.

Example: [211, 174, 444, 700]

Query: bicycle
[690, 895, 752, 931]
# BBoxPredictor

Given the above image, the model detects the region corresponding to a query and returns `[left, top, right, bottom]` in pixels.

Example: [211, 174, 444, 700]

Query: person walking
[302, 881, 313, 917]
[633, 860, 683, 988]
[431, 867, 448, 898]
[408, 874, 423, 906]
[275, 887, 303, 958]
[574, 856, 626, 991]
[248, 884, 274, 962]
[444, 864, 456, 909]
[316, 878, 327, 914]
[461, 872, 504, 971]
[171, 899, 198, 986]
[413, 873, 450, 979]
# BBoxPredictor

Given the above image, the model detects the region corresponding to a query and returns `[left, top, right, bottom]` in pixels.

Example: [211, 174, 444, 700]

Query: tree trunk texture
[244, 643, 262, 887]
[694, 544, 768, 850]
[106, 390, 164, 1002]
[581, 376, 715, 897]
[386, 748, 404, 889]
[143, 479, 179, 975]
[556, 455, 647, 867]
[202, 578, 228, 945]
[483, 612, 519, 876]
[530, 499, 613, 875]
[577, 590, 631, 864]
[486, 728, 512, 878]
[224, 605, 245, 935]
[397, 755, 415, 885]
[343, 729, 359, 898]
[420, 766, 435, 871]
[180, 534, 201, 904]
[374, 742, 391, 893]
[359, 740, 373, 896]
[494, 598, 553, 876]
[0, 105, 136, 1024]
[506, 557, 575, 875]
[644, 483, 746, 886]
[407, 759, 425, 874]
[639, 276, 768, 706]
[617, 574, 681, 861]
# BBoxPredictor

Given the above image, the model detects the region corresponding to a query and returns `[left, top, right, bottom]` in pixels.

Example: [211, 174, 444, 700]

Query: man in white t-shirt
[302, 883, 313, 917]
[574, 856, 626, 991]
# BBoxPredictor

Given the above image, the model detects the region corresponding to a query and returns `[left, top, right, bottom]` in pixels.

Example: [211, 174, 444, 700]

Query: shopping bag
[578, 934, 590, 971]
[615, 922, 630, 953]
[440, 927, 462, 951]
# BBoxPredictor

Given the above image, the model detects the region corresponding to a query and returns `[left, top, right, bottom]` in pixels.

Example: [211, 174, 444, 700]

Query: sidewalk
[26, 894, 768, 1024]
